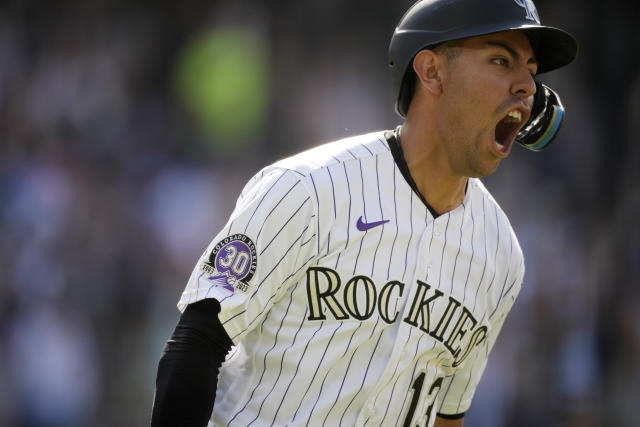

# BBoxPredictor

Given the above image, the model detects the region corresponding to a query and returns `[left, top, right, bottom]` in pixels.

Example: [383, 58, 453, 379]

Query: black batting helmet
[389, 0, 578, 117]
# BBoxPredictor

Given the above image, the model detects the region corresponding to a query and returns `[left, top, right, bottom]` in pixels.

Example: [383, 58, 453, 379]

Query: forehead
[459, 30, 536, 59]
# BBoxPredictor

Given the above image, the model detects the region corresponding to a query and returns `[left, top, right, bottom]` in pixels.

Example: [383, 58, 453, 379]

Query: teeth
[495, 141, 505, 150]
[504, 110, 522, 123]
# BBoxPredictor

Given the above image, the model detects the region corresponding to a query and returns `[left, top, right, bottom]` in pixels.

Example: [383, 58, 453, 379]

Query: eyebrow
[484, 41, 539, 68]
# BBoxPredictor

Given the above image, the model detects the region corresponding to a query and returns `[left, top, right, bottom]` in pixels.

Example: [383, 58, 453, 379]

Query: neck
[398, 123, 468, 215]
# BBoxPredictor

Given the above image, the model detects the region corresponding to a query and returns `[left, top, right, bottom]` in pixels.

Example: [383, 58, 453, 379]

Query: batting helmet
[389, 0, 578, 118]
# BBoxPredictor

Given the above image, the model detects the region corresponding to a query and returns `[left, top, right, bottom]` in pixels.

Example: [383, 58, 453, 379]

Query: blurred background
[0, 0, 638, 426]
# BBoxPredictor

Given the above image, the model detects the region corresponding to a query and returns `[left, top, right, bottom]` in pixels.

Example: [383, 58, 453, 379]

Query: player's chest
[305, 215, 503, 367]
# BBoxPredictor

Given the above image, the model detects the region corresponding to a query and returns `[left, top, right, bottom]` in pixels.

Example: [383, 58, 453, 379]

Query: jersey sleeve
[177, 166, 318, 344]
[436, 247, 525, 416]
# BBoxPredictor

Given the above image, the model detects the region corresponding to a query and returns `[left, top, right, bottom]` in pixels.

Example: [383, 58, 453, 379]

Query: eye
[492, 57, 509, 67]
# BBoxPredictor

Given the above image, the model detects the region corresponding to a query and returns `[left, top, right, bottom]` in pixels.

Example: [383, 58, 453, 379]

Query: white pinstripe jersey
[179, 130, 525, 427]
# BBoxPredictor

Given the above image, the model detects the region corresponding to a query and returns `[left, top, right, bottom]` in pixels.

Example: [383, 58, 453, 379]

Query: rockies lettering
[178, 131, 524, 426]
[305, 267, 488, 367]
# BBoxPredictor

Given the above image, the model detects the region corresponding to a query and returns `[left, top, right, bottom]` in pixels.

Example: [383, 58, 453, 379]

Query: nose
[512, 68, 536, 99]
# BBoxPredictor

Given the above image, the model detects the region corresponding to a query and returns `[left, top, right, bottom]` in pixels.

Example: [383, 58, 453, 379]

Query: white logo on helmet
[514, 0, 540, 23]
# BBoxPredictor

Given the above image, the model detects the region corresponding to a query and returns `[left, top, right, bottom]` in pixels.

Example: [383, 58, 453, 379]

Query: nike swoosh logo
[356, 216, 389, 231]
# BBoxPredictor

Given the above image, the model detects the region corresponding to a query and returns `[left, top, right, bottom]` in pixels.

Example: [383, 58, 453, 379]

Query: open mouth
[494, 110, 523, 153]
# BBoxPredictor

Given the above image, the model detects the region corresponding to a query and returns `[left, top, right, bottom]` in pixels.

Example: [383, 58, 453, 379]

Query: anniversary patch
[200, 234, 257, 294]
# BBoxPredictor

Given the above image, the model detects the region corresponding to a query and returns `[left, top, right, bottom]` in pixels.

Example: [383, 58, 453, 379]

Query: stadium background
[1, 1, 638, 426]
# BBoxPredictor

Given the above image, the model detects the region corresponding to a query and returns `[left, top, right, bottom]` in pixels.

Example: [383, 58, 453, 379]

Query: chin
[469, 160, 501, 178]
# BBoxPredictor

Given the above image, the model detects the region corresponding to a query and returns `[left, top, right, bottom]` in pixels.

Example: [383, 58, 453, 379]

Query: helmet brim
[410, 23, 579, 74]
[519, 25, 578, 74]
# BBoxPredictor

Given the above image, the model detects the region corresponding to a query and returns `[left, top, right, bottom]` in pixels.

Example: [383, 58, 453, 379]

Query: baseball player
[151, 0, 577, 426]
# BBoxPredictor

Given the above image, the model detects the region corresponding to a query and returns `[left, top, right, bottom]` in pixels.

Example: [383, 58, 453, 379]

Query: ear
[412, 49, 443, 95]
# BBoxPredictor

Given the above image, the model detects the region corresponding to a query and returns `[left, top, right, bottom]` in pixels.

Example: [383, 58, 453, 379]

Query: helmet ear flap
[516, 80, 565, 151]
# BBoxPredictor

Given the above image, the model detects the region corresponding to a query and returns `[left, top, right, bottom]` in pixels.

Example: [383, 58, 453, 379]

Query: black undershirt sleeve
[436, 412, 466, 420]
[151, 299, 233, 427]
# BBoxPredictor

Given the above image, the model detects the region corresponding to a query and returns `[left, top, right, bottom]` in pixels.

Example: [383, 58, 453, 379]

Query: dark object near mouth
[516, 80, 564, 151]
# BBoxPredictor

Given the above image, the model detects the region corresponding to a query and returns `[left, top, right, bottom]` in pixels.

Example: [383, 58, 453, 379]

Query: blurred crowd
[0, 1, 638, 426]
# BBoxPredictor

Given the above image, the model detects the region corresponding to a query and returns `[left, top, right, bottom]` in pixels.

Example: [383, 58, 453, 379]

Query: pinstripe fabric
[178, 131, 525, 427]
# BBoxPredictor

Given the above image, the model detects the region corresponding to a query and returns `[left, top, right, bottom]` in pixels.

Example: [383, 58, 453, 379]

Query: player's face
[436, 30, 537, 177]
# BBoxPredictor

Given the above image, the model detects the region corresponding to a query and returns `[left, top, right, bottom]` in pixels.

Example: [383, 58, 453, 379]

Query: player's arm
[151, 298, 233, 427]
[434, 414, 464, 427]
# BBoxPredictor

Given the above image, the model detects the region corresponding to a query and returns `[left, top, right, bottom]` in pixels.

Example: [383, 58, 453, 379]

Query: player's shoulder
[469, 179, 510, 220]
[469, 179, 522, 247]
[237, 130, 392, 203]
[271, 130, 391, 176]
